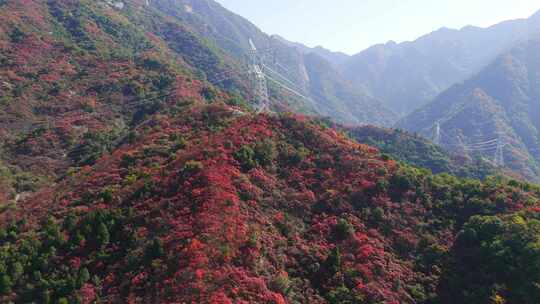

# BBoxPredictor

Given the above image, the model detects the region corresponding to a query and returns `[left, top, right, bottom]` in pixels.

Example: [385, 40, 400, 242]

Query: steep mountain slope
[0, 0, 246, 201]
[398, 36, 540, 182]
[149, 0, 396, 125]
[341, 11, 540, 115]
[0, 0, 395, 204]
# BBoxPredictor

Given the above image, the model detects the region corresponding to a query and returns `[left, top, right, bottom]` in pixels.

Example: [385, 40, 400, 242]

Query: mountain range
[398, 36, 540, 181]
[285, 10, 540, 116]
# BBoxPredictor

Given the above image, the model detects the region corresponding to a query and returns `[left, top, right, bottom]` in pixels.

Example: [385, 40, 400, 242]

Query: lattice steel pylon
[248, 38, 269, 113]
[432, 122, 441, 145]
[494, 137, 505, 167]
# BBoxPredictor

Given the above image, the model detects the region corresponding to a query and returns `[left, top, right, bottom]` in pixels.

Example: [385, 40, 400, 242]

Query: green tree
[77, 268, 90, 287]
[234, 145, 257, 171]
[0, 274, 13, 294]
[12, 261, 24, 281]
[182, 160, 203, 177]
[96, 223, 110, 247]
[327, 285, 364, 304]
[145, 238, 165, 261]
[333, 219, 354, 241]
[254, 139, 277, 167]
[325, 247, 342, 275]
[57, 297, 69, 304]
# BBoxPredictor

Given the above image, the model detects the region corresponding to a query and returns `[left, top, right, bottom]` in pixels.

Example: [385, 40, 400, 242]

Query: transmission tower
[432, 122, 441, 145]
[494, 137, 505, 167]
[248, 38, 269, 113]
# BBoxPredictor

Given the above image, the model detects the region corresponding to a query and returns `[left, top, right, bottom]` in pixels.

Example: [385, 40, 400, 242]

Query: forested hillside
[3, 98, 540, 303]
[1, 1, 540, 304]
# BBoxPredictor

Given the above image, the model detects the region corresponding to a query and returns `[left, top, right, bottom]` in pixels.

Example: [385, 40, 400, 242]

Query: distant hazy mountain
[151, 0, 396, 125]
[398, 36, 540, 181]
[340, 10, 540, 115]
[272, 34, 350, 66]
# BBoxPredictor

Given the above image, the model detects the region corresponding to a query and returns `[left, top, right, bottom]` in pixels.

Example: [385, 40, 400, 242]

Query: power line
[433, 124, 506, 166]
[263, 73, 313, 102]
[494, 137, 505, 167]
[261, 63, 302, 90]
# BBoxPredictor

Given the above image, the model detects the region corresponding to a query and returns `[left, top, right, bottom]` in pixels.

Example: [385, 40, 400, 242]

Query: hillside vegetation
[3, 98, 540, 303]
[1, 1, 540, 304]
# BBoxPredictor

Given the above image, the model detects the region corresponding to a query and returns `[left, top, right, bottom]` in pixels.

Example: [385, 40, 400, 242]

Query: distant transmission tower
[432, 122, 441, 145]
[494, 137, 505, 167]
[248, 38, 269, 113]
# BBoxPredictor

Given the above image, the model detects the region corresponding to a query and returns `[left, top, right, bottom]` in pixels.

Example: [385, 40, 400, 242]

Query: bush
[96, 223, 110, 247]
[140, 58, 163, 70]
[226, 95, 248, 108]
[325, 247, 341, 275]
[170, 136, 187, 152]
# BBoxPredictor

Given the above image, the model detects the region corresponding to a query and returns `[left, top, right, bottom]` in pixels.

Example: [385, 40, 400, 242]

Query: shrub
[325, 247, 341, 275]
[170, 136, 187, 152]
[226, 95, 248, 108]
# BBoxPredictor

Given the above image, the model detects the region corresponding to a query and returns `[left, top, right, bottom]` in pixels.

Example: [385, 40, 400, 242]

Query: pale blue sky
[214, 0, 540, 54]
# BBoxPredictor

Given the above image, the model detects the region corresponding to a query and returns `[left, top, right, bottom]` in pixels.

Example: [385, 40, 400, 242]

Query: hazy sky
[214, 0, 540, 54]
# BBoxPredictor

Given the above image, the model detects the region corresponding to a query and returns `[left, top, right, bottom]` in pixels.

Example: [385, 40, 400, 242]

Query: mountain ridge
[271, 34, 351, 67]
[338, 9, 540, 115]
